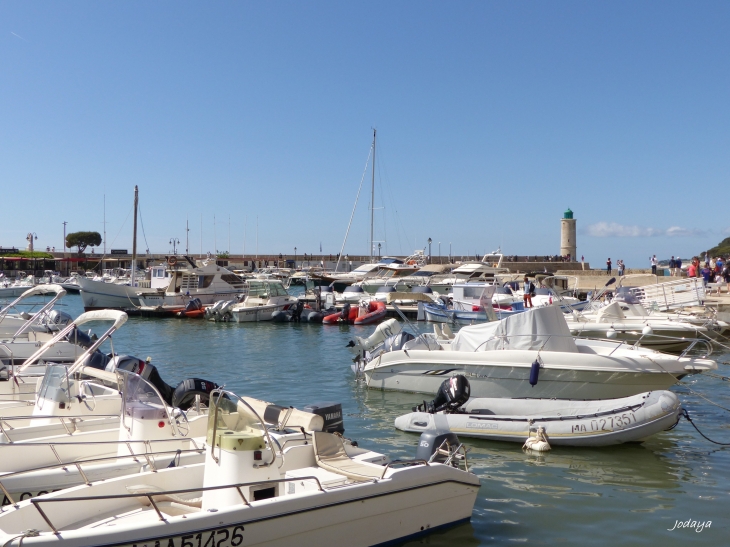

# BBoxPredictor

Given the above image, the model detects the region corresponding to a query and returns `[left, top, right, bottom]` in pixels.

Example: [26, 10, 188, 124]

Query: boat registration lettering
[128, 525, 244, 547]
[586, 412, 637, 433]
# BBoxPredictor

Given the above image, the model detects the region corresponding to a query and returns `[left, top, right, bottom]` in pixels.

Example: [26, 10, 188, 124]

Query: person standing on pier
[606, 258, 612, 275]
[669, 256, 676, 276]
[650, 255, 658, 275]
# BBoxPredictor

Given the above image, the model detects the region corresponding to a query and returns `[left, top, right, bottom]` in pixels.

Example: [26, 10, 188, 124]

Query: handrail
[30, 475, 326, 533]
[0, 446, 206, 506]
[209, 389, 281, 468]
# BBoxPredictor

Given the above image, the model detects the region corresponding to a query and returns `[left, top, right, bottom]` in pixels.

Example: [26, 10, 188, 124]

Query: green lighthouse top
[563, 208, 573, 219]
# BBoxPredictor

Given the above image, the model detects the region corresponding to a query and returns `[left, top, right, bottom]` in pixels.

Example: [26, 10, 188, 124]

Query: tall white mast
[370, 128, 376, 262]
[131, 186, 138, 287]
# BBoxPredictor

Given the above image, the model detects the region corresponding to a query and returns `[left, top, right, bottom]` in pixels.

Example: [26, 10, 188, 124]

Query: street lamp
[294, 247, 297, 266]
[427, 238, 432, 264]
[26, 233, 38, 254]
[378, 243, 381, 258]
[170, 238, 180, 255]
[438, 242, 441, 263]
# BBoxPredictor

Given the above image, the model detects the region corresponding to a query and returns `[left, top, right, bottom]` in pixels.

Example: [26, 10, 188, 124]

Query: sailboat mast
[131, 185, 138, 287]
[370, 128, 376, 262]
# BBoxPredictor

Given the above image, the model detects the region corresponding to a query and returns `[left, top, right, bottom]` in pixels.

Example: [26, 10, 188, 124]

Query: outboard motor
[44, 310, 73, 328]
[171, 378, 219, 410]
[415, 429, 462, 464]
[291, 300, 304, 322]
[106, 356, 175, 406]
[184, 298, 203, 312]
[340, 302, 351, 321]
[64, 328, 95, 349]
[303, 402, 344, 434]
[415, 375, 471, 414]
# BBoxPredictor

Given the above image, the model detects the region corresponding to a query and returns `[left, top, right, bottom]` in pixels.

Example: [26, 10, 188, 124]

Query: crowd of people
[601, 254, 730, 293]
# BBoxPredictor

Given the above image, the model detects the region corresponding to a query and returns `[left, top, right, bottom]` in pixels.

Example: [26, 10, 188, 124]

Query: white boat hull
[77, 277, 143, 310]
[0, 462, 478, 547]
[362, 343, 713, 399]
[231, 302, 292, 322]
[395, 391, 681, 446]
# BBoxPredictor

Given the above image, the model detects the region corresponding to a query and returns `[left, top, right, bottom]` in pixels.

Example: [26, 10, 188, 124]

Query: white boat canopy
[451, 305, 578, 353]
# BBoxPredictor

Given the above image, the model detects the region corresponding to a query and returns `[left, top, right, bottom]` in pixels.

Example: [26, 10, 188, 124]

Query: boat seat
[312, 432, 387, 482]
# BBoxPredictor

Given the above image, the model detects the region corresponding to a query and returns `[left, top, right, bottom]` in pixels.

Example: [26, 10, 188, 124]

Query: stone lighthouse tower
[560, 208, 576, 261]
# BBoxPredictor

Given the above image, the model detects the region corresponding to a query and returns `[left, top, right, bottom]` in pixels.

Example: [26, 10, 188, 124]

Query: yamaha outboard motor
[171, 378, 219, 410]
[303, 402, 344, 434]
[291, 300, 304, 322]
[415, 375, 471, 413]
[415, 429, 462, 464]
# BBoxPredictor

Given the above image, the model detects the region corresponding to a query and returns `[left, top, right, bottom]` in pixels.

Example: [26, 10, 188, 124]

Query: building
[560, 208, 576, 261]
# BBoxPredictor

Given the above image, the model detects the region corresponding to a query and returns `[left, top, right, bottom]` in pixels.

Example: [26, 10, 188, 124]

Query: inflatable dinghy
[395, 375, 681, 447]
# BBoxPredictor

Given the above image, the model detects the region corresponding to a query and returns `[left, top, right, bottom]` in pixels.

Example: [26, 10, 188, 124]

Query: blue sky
[1, 1, 728, 268]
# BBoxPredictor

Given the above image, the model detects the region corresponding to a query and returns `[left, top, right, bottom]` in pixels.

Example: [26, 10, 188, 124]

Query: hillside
[704, 237, 730, 257]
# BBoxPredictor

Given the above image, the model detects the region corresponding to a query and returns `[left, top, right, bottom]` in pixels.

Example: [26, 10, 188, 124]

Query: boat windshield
[120, 370, 166, 409]
[206, 394, 262, 445]
[36, 365, 72, 406]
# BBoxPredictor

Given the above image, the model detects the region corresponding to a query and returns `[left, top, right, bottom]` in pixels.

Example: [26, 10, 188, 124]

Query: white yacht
[137, 260, 246, 309]
[427, 252, 510, 294]
[358, 306, 716, 400]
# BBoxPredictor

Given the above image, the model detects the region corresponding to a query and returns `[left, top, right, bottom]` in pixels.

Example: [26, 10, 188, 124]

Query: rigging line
[335, 144, 373, 273]
[90, 204, 133, 269]
[138, 204, 151, 254]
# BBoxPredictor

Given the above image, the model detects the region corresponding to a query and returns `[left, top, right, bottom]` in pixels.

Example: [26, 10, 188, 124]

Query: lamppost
[449, 242, 452, 263]
[378, 243, 381, 258]
[294, 247, 297, 266]
[427, 238, 432, 264]
[170, 238, 180, 255]
[438, 242, 441, 264]
[26, 233, 38, 254]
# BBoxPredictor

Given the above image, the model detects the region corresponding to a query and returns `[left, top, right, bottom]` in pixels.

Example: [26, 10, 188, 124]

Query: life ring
[168, 256, 177, 266]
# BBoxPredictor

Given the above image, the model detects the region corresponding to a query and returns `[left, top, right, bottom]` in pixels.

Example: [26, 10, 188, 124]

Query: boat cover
[595, 301, 625, 322]
[451, 305, 578, 353]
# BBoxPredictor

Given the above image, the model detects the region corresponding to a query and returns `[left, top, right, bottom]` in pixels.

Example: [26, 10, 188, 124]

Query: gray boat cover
[451, 305, 578, 353]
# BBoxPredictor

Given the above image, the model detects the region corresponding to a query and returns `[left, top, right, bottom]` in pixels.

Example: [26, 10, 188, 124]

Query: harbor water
[18, 292, 730, 545]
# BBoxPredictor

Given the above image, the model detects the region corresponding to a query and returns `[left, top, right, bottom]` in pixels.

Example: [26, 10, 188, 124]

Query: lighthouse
[560, 209, 576, 261]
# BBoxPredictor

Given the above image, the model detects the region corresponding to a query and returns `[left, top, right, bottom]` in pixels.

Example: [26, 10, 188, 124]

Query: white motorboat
[395, 376, 682, 446]
[0, 273, 37, 299]
[228, 280, 298, 322]
[358, 306, 717, 399]
[0, 309, 128, 401]
[137, 259, 247, 310]
[0, 390, 480, 547]
[0, 285, 71, 336]
[426, 252, 510, 294]
[565, 297, 718, 353]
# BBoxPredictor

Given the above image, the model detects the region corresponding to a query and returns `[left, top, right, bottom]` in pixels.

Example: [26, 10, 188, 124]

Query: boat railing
[0, 444, 206, 506]
[0, 414, 121, 441]
[29, 475, 327, 533]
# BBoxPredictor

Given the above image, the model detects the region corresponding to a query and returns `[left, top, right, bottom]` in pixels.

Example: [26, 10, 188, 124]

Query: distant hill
[704, 237, 730, 257]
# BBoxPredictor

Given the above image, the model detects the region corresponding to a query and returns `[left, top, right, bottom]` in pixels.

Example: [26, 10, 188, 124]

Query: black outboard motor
[108, 357, 175, 406]
[415, 375, 471, 413]
[291, 300, 304, 322]
[171, 378, 219, 410]
[340, 302, 351, 321]
[415, 429, 462, 464]
[303, 402, 344, 434]
[64, 328, 95, 349]
[184, 298, 203, 312]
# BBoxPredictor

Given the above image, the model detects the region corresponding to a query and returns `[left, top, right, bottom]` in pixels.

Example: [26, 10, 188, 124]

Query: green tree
[66, 231, 102, 254]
